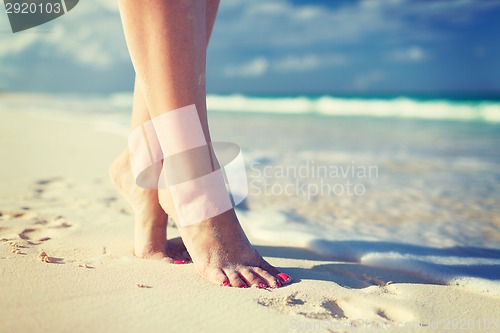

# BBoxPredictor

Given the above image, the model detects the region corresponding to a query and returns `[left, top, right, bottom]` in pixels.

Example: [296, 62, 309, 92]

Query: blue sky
[0, 0, 499, 96]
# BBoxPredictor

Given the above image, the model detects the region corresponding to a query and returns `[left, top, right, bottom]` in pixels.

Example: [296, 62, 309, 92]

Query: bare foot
[159, 190, 291, 288]
[109, 149, 188, 263]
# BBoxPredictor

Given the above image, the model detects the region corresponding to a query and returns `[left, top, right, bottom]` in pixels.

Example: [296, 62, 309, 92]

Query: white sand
[1, 106, 499, 333]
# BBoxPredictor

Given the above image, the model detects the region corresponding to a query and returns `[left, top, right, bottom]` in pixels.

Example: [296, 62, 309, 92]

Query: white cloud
[0, 33, 38, 56]
[0, 0, 498, 91]
[213, 0, 500, 52]
[389, 46, 427, 62]
[0, 0, 128, 68]
[212, 0, 394, 51]
[274, 54, 347, 73]
[224, 53, 347, 77]
[392, 0, 500, 22]
[353, 70, 385, 90]
[224, 57, 269, 77]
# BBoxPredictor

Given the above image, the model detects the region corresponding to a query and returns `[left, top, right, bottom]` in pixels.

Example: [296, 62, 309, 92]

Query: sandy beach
[1, 95, 499, 333]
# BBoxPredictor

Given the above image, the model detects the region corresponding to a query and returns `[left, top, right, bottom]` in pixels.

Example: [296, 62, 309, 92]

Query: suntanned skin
[110, 0, 291, 288]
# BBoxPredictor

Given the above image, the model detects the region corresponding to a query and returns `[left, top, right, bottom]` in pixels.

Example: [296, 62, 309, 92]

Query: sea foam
[207, 94, 500, 123]
[238, 209, 500, 296]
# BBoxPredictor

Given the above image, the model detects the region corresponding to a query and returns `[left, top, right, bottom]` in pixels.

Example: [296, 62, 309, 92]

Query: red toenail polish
[275, 280, 282, 288]
[174, 260, 187, 264]
[277, 273, 290, 283]
[240, 284, 247, 288]
[259, 282, 266, 288]
[223, 281, 229, 286]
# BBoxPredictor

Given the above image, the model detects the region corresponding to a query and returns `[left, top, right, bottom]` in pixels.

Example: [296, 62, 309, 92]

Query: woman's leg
[119, 0, 206, 121]
[118, 0, 289, 287]
[110, 0, 221, 262]
[109, 80, 176, 261]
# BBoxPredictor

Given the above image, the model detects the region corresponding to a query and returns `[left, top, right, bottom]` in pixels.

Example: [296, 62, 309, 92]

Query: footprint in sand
[258, 292, 346, 320]
[0, 210, 71, 265]
[0, 210, 37, 221]
[0, 178, 80, 264]
[257, 286, 418, 326]
[35, 178, 64, 186]
[29, 177, 72, 200]
[0, 209, 73, 244]
[19, 216, 72, 243]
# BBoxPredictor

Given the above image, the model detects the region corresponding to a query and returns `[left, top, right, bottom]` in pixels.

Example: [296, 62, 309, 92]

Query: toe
[259, 259, 292, 286]
[204, 268, 229, 286]
[224, 269, 248, 288]
[159, 254, 187, 265]
[252, 267, 281, 288]
[239, 268, 265, 288]
[276, 272, 292, 284]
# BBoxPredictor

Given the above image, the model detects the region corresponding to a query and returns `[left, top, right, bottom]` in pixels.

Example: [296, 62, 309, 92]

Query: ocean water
[1, 93, 500, 294]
